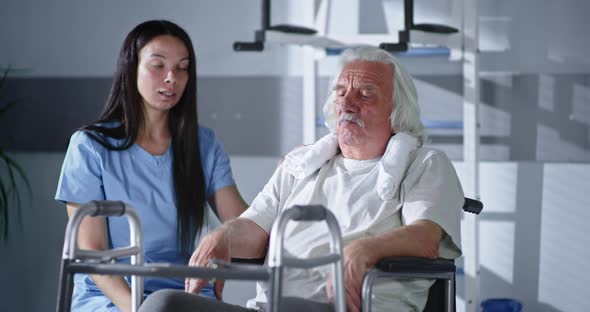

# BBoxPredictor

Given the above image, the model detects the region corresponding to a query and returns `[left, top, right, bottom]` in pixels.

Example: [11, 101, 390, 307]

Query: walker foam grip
[291, 205, 327, 221]
[463, 198, 483, 215]
[88, 200, 126, 217]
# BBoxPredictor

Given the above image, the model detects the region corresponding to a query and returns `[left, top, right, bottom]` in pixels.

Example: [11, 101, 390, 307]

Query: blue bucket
[481, 298, 523, 312]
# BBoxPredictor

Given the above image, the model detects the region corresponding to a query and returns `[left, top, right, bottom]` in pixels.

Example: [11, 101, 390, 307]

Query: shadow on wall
[479, 74, 589, 161]
[417, 73, 590, 162]
[456, 162, 590, 311]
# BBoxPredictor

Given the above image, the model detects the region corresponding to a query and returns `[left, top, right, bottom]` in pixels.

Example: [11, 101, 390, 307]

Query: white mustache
[337, 113, 365, 128]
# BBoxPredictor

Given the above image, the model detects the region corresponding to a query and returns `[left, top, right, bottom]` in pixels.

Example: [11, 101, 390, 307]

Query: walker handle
[86, 200, 127, 217]
[290, 205, 327, 221]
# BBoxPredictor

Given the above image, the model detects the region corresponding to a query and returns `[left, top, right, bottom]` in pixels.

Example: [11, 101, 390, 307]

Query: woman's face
[137, 35, 190, 114]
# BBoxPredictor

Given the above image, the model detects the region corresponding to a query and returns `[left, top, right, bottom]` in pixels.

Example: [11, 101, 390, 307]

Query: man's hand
[326, 238, 378, 312]
[185, 228, 230, 300]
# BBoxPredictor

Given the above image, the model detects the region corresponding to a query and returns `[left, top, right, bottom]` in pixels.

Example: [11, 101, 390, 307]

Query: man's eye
[361, 91, 373, 99]
[152, 64, 164, 69]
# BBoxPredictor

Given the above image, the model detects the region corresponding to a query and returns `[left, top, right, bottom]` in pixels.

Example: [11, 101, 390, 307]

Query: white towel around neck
[283, 132, 419, 200]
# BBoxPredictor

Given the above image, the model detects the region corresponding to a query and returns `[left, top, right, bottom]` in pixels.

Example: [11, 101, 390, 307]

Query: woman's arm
[66, 203, 132, 312]
[208, 185, 248, 223]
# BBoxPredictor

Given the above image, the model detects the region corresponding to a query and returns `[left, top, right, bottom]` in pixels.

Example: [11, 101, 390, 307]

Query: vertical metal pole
[129, 210, 144, 312]
[56, 259, 74, 312]
[463, 0, 480, 311]
[446, 277, 455, 312]
[269, 266, 283, 312]
[404, 0, 414, 30]
[302, 51, 317, 144]
[326, 213, 346, 312]
[268, 209, 289, 312]
[262, 0, 271, 30]
[303, 0, 317, 144]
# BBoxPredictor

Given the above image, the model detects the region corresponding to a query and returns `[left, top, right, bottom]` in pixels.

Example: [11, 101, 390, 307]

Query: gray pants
[138, 289, 334, 312]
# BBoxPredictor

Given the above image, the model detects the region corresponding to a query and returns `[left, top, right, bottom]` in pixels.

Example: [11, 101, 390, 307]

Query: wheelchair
[361, 198, 483, 312]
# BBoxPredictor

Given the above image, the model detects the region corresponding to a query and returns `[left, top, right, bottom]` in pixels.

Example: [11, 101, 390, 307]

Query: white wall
[479, 0, 590, 75]
[454, 162, 590, 311]
[4, 0, 588, 78]
[0, 0, 290, 77]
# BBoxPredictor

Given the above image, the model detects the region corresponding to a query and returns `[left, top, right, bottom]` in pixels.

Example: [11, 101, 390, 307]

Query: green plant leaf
[0, 157, 9, 239]
[0, 66, 10, 94]
[1, 153, 32, 227]
[0, 67, 29, 240]
[0, 100, 17, 116]
[3, 156, 23, 225]
[2, 154, 33, 197]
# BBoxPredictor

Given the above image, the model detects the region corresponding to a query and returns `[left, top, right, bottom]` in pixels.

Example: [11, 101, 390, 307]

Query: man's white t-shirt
[240, 147, 463, 311]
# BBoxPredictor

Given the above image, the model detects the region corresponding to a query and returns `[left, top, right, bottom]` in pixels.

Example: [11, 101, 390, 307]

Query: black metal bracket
[379, 0, 458, 53]
[233, 0, 459, 53]
[233, 0, 317, 52]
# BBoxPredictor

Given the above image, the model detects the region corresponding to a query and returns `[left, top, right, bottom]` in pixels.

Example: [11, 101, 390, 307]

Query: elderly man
[139, 47, 463, 312]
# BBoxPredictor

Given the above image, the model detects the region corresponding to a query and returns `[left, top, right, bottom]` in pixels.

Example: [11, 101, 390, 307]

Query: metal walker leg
[267, 205, 346, 312]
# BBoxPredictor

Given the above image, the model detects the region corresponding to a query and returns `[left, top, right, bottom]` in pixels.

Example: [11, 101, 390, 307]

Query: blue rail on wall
[325, 47, 451, 57]
[316, 117, 463, 129]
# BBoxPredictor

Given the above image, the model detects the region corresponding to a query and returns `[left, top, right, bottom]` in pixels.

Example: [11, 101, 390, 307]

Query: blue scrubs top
[55, 126, 235, 311]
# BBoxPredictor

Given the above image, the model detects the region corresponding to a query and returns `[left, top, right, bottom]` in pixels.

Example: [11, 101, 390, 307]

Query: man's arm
[328, 151, 462, 311]
[326, 220, 443, 312]
[359, 219, 443, 262]
[185, 218, 268, 299]
[227, 218, 269, 258]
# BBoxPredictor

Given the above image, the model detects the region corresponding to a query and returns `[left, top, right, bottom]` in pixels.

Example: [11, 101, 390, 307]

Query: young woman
[55, 20, 247, 312]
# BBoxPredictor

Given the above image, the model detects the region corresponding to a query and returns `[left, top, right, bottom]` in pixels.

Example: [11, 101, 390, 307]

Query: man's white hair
[322, 46, 425, 145]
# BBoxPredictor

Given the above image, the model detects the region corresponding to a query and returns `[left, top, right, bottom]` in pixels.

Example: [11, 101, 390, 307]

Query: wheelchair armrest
[362, 257, 456, 312]
[231, 257, 266, 265]
[376, 256, 455, 274]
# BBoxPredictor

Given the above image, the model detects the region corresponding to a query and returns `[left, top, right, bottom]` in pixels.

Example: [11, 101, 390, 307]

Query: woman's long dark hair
[81, 20, 205, 259]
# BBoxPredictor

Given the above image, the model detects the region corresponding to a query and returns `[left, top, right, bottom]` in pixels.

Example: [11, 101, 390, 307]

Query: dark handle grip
[379, 42, 408, 52]
[290, 205, 327, 221]
[463, 198, 483, 214]
[86, 200, 126, 217]
[233, 41, 264, 51]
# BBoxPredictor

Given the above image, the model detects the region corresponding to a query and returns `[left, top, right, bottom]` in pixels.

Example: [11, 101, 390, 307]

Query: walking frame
[56, 200, 346, 312]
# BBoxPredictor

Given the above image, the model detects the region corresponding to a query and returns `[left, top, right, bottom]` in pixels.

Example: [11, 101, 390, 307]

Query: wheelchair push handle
[463, 198, 483, 215]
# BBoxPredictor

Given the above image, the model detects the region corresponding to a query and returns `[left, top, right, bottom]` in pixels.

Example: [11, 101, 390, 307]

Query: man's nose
[339, 92, 358, 113]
